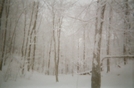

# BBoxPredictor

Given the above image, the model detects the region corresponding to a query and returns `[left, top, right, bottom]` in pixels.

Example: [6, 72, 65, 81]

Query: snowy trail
[0, 61, 134, 88]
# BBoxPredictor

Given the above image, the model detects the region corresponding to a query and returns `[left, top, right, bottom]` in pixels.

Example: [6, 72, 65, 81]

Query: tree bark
[91, 1, 106, 88]
[3, 0, 10, 65]
[27, 2, 35, 71]
[32, 1, 39, 71]
[0, 0, 5, 30]
[83, 29, 86, 71]
[21, 6, 27, 74]
[106, 3, 112, 73]
[123, 0, 130, 65]
[48, 38, 52, 75]
[0, 0, 10, 70]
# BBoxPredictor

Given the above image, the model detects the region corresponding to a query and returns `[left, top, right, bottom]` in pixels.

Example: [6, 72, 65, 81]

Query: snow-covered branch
[101, 55, 134, 62]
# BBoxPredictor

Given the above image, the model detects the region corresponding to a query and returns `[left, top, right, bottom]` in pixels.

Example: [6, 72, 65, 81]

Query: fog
[0, 0, 134, 88]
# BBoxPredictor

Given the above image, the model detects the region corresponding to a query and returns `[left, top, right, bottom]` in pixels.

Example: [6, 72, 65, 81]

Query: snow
[0, 73, 90, 88]
[0, 60, 134, 88]
[101, 60, 134, 88]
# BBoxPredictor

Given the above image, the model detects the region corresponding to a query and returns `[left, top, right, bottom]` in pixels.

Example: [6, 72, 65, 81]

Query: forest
[0, 0, 134, 88]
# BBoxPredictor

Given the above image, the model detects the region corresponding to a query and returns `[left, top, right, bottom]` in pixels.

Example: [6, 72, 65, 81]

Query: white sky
[68, 0, 91, 5]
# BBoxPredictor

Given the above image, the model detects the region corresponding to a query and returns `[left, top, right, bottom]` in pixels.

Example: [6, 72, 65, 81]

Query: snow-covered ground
[0, 60, 134, 88]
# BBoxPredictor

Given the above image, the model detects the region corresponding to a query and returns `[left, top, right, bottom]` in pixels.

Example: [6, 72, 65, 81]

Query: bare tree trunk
[3, 0, 10, 65]
[47, 38, 52, 75]
[51, 1, 59, 82]
[28, 29, 34, 71]
[5, 18, 12, 56]
[91, 1, 106, 88]
[53, 30, 58, 81]
[0, 0, 5, 30]
[106, 3, 112, 73]
[57, 16, 62, 78]
[123, 0, 130, 65]
[54, 17, 62, 82]
[0, 0, 10, 70]
[77, 31, 79, 73]
[21, 7, 27, 74]
[106, 31, 110, 73]
[72, 33, 74, 76]
[83, 29, 86, 71]
[27, 2, 35, 71]
[32, 1, 39, 71]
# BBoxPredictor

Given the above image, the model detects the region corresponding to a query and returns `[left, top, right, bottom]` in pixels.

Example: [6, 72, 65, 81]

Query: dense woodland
[0, 0, 134, 88]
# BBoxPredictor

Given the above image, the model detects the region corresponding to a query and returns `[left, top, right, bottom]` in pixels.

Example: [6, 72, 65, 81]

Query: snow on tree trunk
[27, 2, 35, 71]
[21, 8, 27, 74]
[106, 1, 113, 73]
[32, 1, 39, 71]
[91, 0, 106, 88]
[123, 0, 130, 65]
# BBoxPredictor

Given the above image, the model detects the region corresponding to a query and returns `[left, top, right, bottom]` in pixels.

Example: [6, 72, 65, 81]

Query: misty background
[0, 0, 134, 88]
